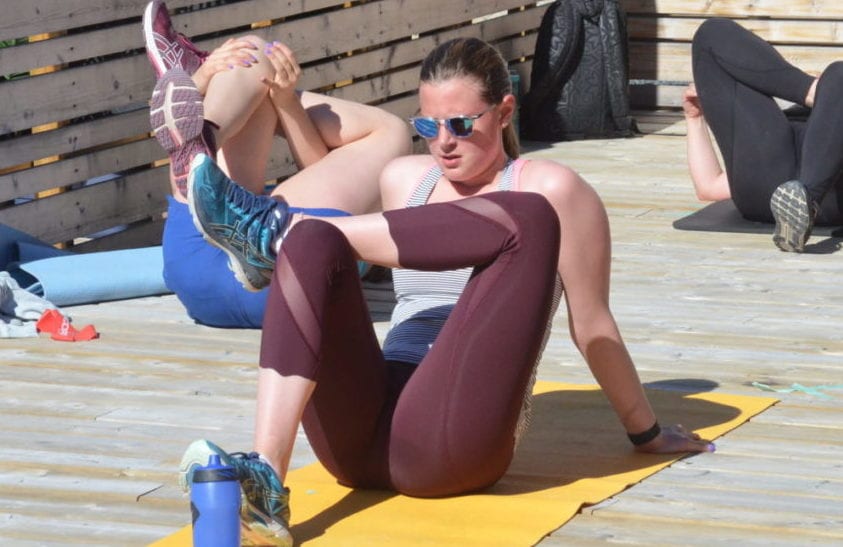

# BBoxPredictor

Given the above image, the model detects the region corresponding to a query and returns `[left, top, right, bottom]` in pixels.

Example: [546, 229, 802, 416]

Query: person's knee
[476, 191, 557, 234]
[819, 61, 843, 91]
[237, 34, 268, 50]
[287, 218, 345, 247]
[236, 35, 276, 78]
[508, 190, 560, 239]
[379, 110, 413, 154]
[692, 17, 735, 52]
[283, 219, 353, 265]
[471, 192, 559, 257]
[391, 451, 509, 498]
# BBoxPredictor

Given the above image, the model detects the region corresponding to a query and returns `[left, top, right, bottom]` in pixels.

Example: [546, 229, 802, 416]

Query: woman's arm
[522, 160, 714, 454]
[684, 83, 731, 202]
[261, 42, 329, 169]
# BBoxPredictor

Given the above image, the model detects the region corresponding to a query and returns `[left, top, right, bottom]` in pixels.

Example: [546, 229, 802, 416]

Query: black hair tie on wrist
[627, 421, 661, 446]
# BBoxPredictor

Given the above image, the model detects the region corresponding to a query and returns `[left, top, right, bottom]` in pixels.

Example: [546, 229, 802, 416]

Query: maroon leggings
[259, 191, 560, 497]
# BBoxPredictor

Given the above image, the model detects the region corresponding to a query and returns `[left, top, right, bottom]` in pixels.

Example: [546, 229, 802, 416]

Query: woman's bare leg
[216, 97, 277, 193]
[254, 370, 315, 481]
[201, 58, 410, 210]
[268, 92, 412, 214]
[202, 35, 277, 194]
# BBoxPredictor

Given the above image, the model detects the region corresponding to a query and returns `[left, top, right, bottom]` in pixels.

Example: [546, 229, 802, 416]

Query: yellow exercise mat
[152, 381, 776, 546]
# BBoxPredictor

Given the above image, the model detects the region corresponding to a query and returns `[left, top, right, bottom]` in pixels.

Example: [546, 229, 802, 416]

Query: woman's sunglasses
[409, 106, 495, 139]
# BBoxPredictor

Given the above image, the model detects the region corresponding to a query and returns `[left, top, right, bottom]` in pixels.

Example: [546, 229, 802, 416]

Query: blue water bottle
[190, 454, 241, 547]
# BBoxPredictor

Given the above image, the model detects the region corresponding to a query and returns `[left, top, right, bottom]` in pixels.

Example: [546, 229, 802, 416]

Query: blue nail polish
[707, 443, 716, 453]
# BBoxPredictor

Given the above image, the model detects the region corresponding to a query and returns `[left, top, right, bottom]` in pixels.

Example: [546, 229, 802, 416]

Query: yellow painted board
[152, 381, 776, 546]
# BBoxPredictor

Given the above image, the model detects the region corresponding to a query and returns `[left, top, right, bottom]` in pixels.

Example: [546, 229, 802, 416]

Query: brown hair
[419, 37, 519, 159]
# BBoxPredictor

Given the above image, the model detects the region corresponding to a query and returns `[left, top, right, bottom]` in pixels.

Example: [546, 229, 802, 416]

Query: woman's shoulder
[381, 154, 437, 209]
[517, 158, 603, 213]
[518, 158, 584, 193]
[382, 154, 437, 187]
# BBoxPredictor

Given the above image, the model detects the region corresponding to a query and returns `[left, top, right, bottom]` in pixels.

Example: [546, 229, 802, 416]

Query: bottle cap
[192, 454, 238, 483]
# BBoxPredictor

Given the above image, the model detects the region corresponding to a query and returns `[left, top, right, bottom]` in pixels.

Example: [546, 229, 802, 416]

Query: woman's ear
[499, 94, 517, 128]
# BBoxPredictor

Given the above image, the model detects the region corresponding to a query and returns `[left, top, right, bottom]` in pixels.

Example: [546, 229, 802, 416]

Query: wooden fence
[1, 0, 841, 252]
[625, 0, 843, 113]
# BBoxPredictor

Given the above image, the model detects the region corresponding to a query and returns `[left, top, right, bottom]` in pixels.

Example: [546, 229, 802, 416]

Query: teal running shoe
[180, 439, 293, 547]
[186, 154, 290, 291]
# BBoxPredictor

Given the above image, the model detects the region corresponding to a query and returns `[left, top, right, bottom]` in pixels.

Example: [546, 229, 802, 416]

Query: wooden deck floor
[2, 130, 842, 546]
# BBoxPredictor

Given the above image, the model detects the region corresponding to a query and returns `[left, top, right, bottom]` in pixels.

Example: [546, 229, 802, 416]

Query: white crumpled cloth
[0, 271, 58, 338]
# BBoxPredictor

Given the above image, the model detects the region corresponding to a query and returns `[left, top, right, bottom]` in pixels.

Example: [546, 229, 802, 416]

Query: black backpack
[522, 0, 635, 141]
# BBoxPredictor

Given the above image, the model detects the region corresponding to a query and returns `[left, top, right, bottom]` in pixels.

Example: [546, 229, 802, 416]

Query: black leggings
[692, 18, 843, 224]
[259, 191, 560, 497]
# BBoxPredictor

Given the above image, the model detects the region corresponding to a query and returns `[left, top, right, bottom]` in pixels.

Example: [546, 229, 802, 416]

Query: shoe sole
[150, 70, 204, 155]
[142, 1, 168, 78]
[770, 180, 811, 253]
[242, 513, 294, 547]
[186, 155, 267, 293]
[241, 486, 294, 547]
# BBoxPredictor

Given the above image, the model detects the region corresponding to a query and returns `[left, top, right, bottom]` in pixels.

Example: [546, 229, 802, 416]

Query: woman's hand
[682, 83, 703, 119]
[805, 76, 819, 108]
[634, 423, 716, 454]
[192, 38, 260, 94]
[261, 41, 302, 108]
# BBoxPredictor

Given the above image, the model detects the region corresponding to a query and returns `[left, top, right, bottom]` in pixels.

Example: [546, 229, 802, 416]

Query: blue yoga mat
[2, 223, 170, 307]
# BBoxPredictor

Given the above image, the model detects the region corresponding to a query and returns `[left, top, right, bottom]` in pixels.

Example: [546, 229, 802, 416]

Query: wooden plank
[0, 22, 140, 78]
[1, 134, 842, 546]
[0, 166, 169, 244]
[1, 0, 541, 135]
[0, 0, 343, 76]
[631, 109, 687, 136]
[298, 7, 542, 91]
[321, 32, 536, 108]
[239, 0, 538, 66]
[554, 513, 843, 546]
[0, 109, 149, 173]
[628, 15, 843, 45]
[72, 216, 166, 252]
[0, 55, 152, 135]
[0, 138, 163, 201]
[629, 42, 843, 83]
[0, 0, 195, 41]
[621, 0, 843, 18]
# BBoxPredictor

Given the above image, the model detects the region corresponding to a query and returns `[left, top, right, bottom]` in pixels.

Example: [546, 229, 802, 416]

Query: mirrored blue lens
[411, 117, 439, 138]
[447, 117, 474, 137]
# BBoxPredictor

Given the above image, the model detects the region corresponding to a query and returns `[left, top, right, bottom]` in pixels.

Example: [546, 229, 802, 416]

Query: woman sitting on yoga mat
[174, 37, 714, 545]
[143, 0, 409, 328]
[685, 17, 843, 252]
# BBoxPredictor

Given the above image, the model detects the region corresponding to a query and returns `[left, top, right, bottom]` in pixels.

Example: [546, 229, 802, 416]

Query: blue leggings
[162, 197, 352, 328]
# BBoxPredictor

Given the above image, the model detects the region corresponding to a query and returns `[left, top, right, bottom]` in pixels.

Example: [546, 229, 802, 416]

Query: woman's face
[417, 76, 508, 185]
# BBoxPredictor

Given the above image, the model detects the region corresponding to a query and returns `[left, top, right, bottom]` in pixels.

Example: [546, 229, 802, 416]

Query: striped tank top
[382, 159, 562, 364]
